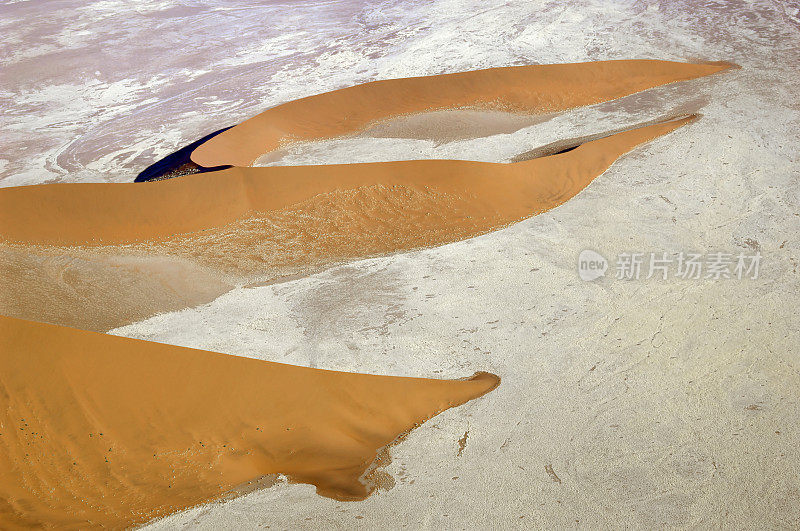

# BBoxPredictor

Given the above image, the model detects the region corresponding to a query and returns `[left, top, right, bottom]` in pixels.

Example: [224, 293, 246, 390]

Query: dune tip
[698, 59, 740, 72]
[464, 371, 501, 393]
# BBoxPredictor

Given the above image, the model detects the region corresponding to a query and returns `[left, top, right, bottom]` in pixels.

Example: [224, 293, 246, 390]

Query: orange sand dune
[0, 62, 733, 527]
[0, 61, 734, 332]
[0, 115, 695, 247]
[0, 315, 499, 528]
[191, 59, 732, 167]
[1, 115, 698, 331]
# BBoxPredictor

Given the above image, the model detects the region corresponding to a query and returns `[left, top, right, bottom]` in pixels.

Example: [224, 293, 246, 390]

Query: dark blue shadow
[134, 126, 235, 182]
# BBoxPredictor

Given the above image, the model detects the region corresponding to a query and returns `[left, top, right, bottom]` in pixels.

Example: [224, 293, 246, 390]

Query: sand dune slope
[0, 316, 498, 528]
[0, 116, 697, 247]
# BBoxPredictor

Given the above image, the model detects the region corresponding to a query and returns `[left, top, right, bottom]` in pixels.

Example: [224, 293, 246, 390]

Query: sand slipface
[0, 316, 498, 528]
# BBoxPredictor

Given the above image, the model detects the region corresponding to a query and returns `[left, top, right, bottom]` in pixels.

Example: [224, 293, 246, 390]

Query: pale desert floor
[2, 0, 799, 528]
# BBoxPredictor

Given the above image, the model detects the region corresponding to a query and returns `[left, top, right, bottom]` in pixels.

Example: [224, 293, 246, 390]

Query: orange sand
[1, 115, 699, 331]
[191, 59, 732, 167]
[1, 115, 696, 246]
[0, 315, 498, 528]
[0, 61, 733, 527]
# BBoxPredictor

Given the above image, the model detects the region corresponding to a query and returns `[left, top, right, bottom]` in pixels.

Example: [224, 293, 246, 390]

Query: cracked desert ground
[1, 0, 799, 528]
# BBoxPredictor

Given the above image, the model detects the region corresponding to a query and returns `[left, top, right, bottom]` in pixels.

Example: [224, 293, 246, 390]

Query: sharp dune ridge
[0, 60, 734, 527]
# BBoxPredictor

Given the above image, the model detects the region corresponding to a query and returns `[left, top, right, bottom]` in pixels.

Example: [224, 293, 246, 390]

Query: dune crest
[0, 316, 498, 528]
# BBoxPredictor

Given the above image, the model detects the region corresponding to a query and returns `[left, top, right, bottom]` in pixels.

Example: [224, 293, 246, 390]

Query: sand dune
[191, 60, 731, 168]
[0, 61, 732, 527]
[1, 61, 734, 333]
[0, 315, 498, 528]
[3, 115, 697, 331]
[0, 116, 697, 247]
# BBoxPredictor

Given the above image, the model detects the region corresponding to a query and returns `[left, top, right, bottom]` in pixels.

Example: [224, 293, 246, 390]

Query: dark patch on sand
[545, 464, 561, 483]
[457, 430, 469, 457]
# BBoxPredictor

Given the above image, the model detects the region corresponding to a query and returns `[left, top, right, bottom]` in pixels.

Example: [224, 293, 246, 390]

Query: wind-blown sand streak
[0, 246, 232, 332]
[0, 315, 498, 528]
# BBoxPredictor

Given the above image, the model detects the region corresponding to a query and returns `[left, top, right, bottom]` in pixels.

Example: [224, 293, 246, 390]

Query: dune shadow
[134, 126, 235, 182]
